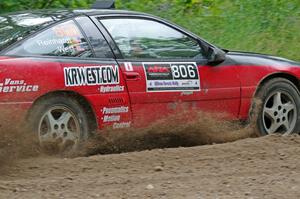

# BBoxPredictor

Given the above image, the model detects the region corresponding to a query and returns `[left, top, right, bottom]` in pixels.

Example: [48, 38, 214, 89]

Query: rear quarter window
[0, 11, 71, 52]
[7, 20, 93, 58]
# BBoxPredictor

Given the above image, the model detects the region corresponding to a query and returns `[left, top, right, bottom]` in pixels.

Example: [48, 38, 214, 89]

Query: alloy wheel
[262, 91, 297, 135]
[38, 106, 80, 151]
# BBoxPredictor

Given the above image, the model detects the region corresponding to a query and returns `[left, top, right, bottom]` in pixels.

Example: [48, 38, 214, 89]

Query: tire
[253, 78, 300, 136]
[29, 95, 90, 153]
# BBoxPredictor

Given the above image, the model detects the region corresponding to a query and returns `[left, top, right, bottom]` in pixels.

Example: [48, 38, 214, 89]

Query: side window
[100, 18, 204, 60]
[7, 20, 93, 58]
[76, 16, 114, 59]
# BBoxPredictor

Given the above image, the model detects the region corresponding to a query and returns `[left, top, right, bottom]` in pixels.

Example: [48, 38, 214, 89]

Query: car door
[95, 16, 241, 127]
[70, 16, 133, 129]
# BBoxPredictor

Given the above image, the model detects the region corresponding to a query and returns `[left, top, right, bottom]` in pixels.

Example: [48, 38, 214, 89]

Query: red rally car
[0, 8, 300, 151]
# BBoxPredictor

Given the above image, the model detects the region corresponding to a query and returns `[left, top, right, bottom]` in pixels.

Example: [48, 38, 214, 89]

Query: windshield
[0, 10, 73, 51]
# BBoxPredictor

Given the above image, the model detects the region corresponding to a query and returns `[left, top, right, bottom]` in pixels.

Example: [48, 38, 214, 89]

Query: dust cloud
[0, 108, 259, 165]
[82, 110, 258, 156]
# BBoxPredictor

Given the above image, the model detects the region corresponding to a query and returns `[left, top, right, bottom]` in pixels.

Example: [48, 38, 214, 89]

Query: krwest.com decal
[64, 65, 119, 87]
[143, 62, 200, 92]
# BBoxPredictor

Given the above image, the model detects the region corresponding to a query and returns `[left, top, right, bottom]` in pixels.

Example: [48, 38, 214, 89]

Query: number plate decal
[143, 62, 200, 92]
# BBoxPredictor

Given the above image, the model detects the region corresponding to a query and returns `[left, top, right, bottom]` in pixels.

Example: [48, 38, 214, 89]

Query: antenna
[91, 0, 115, 9]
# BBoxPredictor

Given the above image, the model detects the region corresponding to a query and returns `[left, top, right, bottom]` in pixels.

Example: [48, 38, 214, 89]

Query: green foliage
[0, 0, 300, 60]
[0, 0, 95, 13]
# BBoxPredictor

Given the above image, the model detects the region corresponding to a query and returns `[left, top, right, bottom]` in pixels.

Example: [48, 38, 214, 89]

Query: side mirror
[207, 47, 226, 65]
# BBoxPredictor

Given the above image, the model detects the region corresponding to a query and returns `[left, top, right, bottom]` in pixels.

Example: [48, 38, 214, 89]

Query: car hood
[226, 51, 300, 67]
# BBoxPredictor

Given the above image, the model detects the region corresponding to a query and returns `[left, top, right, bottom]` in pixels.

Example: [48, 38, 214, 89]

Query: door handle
[124, 72, 141, 81]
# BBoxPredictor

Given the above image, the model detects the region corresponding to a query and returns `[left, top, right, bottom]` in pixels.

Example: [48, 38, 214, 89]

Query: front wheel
[254, 78, 300, 135]
[29, 96, 90, 153]
[256, 78, 300, 135]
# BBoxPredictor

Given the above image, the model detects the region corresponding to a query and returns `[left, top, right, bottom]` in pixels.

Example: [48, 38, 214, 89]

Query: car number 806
[170, 64, 198, 80]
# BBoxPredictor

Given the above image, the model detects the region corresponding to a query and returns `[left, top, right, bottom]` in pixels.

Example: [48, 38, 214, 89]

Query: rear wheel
[254, 78, 300, 135]
[30, 96, 90, 153]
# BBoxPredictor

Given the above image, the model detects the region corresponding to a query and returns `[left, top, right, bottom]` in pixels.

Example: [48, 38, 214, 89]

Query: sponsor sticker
[113, 122, 131, 129]
[103, 115, 120, 123]
[37, 38, 84, 54]
[99, 85, 124, 93]
[53, 23, 81, 38]
[124, 62, 133, 71]
[144, 62, 200, 92]
[64, 65, 119, 87]
[0, 78, 39, 93]
[37, 38, 70, 47]
[36, 21, 85, 54]
[102, 106, 129, 114]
